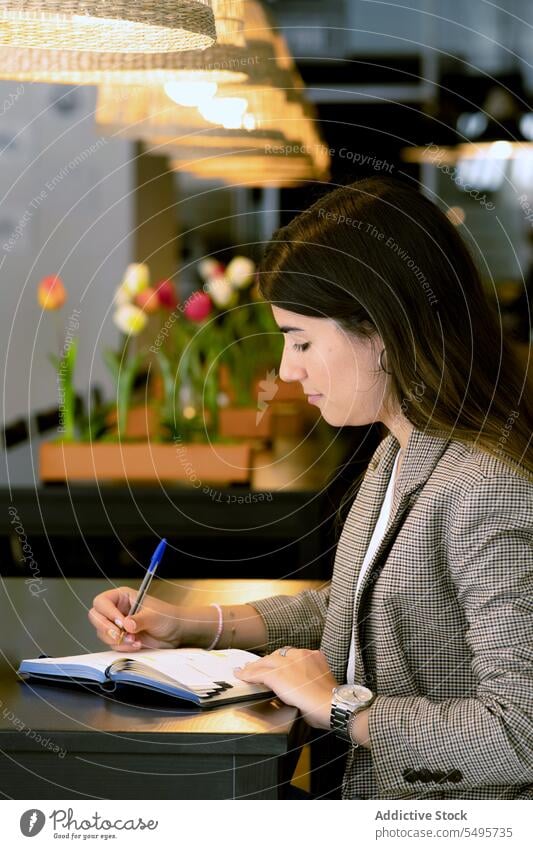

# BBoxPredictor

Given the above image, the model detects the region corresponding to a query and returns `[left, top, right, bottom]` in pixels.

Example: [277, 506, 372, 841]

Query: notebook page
[128, 648, 259, 687]
[18, 650, 126, 682]
[26, 651, 126, 671]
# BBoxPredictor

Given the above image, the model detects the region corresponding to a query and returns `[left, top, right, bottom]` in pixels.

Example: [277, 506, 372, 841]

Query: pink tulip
[37, 275, 67, 310]
[155, 278, 179, 310]
[184, 291, 213, 322]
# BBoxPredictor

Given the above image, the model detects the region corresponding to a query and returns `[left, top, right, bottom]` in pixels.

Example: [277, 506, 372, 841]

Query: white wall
[0, 81, 134, 424]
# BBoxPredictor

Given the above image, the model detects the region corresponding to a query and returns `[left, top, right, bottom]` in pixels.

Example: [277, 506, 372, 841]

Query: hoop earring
[379, 348, 392, 375]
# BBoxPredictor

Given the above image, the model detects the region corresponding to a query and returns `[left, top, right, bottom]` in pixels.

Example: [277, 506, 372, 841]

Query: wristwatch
[330, 684, 375, 744]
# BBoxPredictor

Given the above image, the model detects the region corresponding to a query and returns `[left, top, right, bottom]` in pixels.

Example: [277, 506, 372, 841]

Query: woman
[89, 177, 533, 800]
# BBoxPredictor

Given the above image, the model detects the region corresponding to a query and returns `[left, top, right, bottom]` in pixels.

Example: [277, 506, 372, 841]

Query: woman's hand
[233, 648, 339, 729]
[88, 586, 183, 652]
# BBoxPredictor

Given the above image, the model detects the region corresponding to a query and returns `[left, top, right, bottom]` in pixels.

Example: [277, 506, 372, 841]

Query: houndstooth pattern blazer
[249, 427, 533, 799]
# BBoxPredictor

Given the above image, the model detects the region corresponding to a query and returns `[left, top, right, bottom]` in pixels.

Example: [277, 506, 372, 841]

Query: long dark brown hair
[258, 176, 532, 521]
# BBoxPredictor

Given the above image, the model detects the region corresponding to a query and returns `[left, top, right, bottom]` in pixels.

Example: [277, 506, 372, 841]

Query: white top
[347, 448, 402, 684]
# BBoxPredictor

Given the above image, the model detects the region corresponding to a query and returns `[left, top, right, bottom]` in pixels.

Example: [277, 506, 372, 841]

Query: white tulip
[198, 258, 224, 281]
[226, 256, 255, 289]
[122, 263, 150, 297]
[207, 276, 236, 308]
[114, 283, 132, 306]
[113, 304, 148, 336]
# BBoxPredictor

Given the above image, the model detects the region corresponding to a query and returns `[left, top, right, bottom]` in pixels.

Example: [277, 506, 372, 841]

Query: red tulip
[155, 278, 178, 310]
[135, 286, 160, 314]
[184, 291, 213, 322]
[37, 275, 67, 310]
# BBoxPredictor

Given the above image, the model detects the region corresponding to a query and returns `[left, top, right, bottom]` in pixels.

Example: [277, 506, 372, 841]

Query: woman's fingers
[89, 606, 141, 649]
[89, 588, 178, 647]
[95, 629, 142, 651]
[92, 587, 135, 629]
[88, 606, 114, 637]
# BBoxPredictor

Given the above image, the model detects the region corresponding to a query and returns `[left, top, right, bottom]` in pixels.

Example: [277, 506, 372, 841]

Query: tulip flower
[184, 291, 213, 322]
[114, 283, 132, 307]
[155, 278, 178, 310]
[122, 263, 150, 297]
[198, 258, 224, 281]
[135, 287, 160, 314]
[37, 275, 67, 310]
[113, 304, 148, 335]
[226, 256, 255, 289]
[206, 276, 236, 309]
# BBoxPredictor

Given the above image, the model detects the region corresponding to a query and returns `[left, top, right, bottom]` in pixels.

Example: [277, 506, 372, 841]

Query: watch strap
[330, 688, 375, 744]
[330, 701, 355, 743]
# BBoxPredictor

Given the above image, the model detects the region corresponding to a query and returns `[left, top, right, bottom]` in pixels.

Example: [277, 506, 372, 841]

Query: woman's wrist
[170, 603, 268, 652]
[172, 605, 220, 648]
[348, 708, 371, 749]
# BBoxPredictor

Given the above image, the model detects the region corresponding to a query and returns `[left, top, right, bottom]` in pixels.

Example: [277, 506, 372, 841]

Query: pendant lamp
[171, 145, 319, 187]
[0, 1, 216, 54]
[0, 1, 256, 85]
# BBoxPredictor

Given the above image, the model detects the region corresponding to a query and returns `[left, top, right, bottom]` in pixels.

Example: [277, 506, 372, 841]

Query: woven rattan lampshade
[0, 1, 216, 54]
[114, 77, 330, 175]
[194, 82, 330, 178]
[172, 145, 319, 187]
[153, 124, 288, 154]
[0, 2, 258, 85]
[96, 83, 287, 152]
[238, 1, 294, 90]
[96, 84, 222, 135]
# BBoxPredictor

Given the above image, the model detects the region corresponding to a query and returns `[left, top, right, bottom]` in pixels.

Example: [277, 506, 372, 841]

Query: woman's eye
[292, 342, 310, 352]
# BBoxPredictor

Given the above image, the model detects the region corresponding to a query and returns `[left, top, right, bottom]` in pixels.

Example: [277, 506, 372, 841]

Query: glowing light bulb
[242, 112, 256, 131]
[198, 96, 248, 129]
[164, 80, 218, 108]
[488, 140, 513, 159]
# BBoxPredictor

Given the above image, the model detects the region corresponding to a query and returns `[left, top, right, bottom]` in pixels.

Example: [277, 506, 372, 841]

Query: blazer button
[364, 671, 375, 688]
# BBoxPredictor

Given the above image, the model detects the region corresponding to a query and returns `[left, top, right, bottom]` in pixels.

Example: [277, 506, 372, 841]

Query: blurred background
[0, 0, 531, 582]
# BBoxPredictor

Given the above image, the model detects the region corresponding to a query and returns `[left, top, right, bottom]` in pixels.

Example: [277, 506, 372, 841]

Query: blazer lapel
[323, 427, 450, 683]
[355, 429, 450, 603]
[322, 434, 399, 680]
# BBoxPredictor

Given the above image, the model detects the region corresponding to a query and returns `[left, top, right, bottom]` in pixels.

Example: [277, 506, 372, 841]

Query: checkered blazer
[249, 427, 533, 799]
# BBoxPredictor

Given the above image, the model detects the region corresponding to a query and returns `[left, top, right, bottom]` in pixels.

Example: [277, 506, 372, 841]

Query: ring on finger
[278, 645, 293, 657]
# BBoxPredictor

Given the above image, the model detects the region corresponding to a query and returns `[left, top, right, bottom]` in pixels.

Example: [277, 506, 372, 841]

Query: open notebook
[18, 648, 273, 708]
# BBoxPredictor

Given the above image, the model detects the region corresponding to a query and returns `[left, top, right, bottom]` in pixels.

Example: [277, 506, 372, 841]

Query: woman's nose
[279, 348, 307, 383]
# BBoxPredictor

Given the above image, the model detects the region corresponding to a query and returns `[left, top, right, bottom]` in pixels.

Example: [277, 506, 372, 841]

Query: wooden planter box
[40, 441, 252, 485]
[106, 405, 160, 439]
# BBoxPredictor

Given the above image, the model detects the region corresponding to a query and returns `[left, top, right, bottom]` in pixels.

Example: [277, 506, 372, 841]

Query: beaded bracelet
[207, 603, 223, 650]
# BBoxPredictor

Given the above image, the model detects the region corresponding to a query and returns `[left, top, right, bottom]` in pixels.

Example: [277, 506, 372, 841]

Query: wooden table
[0, 578, 322, 799]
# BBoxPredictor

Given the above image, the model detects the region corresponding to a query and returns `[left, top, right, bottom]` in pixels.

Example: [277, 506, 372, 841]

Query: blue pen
[117, 538, 167, 645]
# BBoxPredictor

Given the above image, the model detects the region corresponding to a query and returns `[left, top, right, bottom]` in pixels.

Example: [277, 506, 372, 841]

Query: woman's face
[271, 305, 389, 428]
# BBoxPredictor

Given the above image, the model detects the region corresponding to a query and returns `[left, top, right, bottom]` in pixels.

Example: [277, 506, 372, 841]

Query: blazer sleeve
[246, 583, 330, 654]
[367, 473, 533, 795]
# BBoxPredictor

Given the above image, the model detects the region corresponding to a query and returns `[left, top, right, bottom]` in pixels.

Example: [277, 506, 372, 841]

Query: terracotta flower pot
[40, 441, 252, 485]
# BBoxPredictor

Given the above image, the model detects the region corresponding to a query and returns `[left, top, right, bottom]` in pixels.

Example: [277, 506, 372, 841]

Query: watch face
[336, 684, 373, 707]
